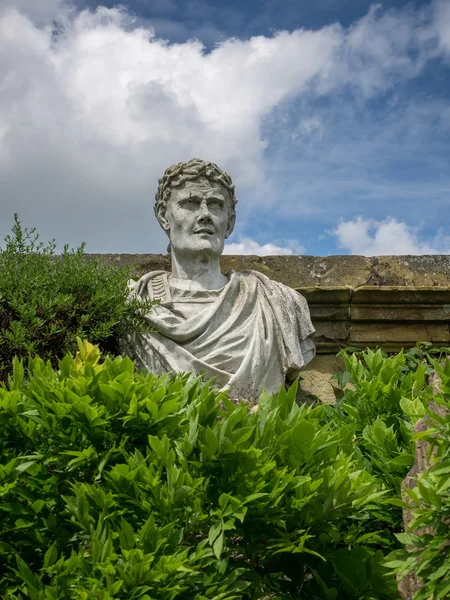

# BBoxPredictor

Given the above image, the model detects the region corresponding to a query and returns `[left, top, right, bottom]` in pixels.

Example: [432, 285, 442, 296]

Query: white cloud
[332, 217, 450, 256]
[0, 1, 449, 252]
[0, 4, 341, 251]
[224, 236, 304, 256]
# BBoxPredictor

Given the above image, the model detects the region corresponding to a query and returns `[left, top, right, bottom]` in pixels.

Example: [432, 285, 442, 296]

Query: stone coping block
[351, 286, 450, 304]
[297, 286, 450, 353]
[349, 322, 450, 345]
[86, 254, 450, 288]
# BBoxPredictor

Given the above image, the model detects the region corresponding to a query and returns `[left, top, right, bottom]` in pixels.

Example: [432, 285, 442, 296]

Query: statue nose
[198, 214, 213, 224]
[198, 204, 212, 221]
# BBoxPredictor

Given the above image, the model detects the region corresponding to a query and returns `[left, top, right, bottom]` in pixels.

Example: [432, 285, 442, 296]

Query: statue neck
[170, 251, 228, 291]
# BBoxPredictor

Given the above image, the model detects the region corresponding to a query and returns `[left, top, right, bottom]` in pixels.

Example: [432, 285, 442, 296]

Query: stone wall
[89, 254, 450, 402]
[87, 254, 450, 287]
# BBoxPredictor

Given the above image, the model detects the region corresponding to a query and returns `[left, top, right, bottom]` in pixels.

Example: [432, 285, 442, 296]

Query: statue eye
[182, 199, 200, 209]
[208, 200, 222, 210]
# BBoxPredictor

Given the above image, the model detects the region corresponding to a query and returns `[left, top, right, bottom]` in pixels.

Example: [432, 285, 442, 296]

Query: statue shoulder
[237, 269, 305, 297]
[128, 270, 171, 302]
[235, 269, 314, 339]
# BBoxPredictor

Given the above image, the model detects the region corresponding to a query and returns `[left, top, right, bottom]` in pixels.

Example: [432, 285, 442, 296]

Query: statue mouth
[194, 228, 214, 235]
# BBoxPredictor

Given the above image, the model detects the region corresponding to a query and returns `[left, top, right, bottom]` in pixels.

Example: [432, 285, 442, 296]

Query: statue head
[155, 158, 237, 257]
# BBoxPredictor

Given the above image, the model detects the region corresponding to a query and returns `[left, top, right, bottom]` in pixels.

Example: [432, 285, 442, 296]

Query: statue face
[162, 178, 235, 257]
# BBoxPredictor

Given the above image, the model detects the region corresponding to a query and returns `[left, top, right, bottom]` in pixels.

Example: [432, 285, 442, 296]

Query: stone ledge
[296, 286, 450, 353]
[86, 254, 450, 288]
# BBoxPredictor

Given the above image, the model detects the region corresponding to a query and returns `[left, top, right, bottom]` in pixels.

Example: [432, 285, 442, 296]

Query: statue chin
[171, 238, 223, 258]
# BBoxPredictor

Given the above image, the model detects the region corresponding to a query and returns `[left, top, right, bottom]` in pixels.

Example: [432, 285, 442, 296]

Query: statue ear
[156, 203, 170, 233]
[225, 211, 236, 239]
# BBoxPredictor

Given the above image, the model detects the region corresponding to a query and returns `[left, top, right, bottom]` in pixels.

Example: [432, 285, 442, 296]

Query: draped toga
[124, 270, 316, 402]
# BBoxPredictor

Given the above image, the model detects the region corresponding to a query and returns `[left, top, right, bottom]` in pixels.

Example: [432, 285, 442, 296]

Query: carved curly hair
[154, 158, 237, 226]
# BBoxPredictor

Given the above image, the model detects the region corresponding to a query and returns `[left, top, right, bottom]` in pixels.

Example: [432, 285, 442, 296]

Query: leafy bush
[331, 345, 450, 599]
[401, 342, 450, 380]
[0, 215, 151, 383]
[326, 348, 425, 495]
[0, 341, 402, 599]
[386, 357, 450, 600]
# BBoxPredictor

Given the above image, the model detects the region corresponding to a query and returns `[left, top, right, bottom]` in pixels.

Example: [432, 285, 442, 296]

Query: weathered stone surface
[349, 323, 450, 345]
[312, 322, 350, 353]
[220, 255, 372, 288]
[352, 286, 450, 304]
[88, 253, 171, 274]
[299, 287, 350, 321]
[352, 305, 450, 321]
[351, 287, 450, 322]
[86, 254, 450, 288]
[308, 304, 349, 321]
[371, 256, 450, 286]
[300, 355, 344, 404]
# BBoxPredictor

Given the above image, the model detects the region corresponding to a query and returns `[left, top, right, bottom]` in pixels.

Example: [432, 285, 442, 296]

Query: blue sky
[78, 0, 433, 43]
[1, 0, 449, 255]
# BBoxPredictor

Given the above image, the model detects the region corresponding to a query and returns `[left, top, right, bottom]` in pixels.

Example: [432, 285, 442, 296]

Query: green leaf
[15, 460, 38, 473]
[43, 543, 58, 568]
[213, 532, 224, 559]
[208, 521, 222, 545]
[31, 499, 46, 514]
[15, 555, 42, 592]
[119, 518, 135, 551]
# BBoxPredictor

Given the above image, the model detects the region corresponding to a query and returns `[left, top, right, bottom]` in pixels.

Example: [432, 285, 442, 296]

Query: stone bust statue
[125, 158, 316, 402]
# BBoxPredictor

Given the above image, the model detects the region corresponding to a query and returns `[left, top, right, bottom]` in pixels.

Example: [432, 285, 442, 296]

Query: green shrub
[0, 215, 152, 383]
[401, 342, 450, 380]
[0, 341, 401, 599]
[386, 357, 450, 600]
[332, 345, 450, 599]
[325, 348, 425, 495]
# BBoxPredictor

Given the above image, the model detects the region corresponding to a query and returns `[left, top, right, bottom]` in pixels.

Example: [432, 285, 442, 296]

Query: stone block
[308, 305, 349, 321]
[297, 287, 351, 304]
[351, 286, 450, 322]
[299, 354, 344, 404]
[349, 323, 450, 347]
[298, 287, 350, 321]
[352, 305, 450, 321]
[217, 256, 373, 288]
[352, 286, 450, 305]
[370, 256, 450, 287]
[312, 322, 349, 353]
